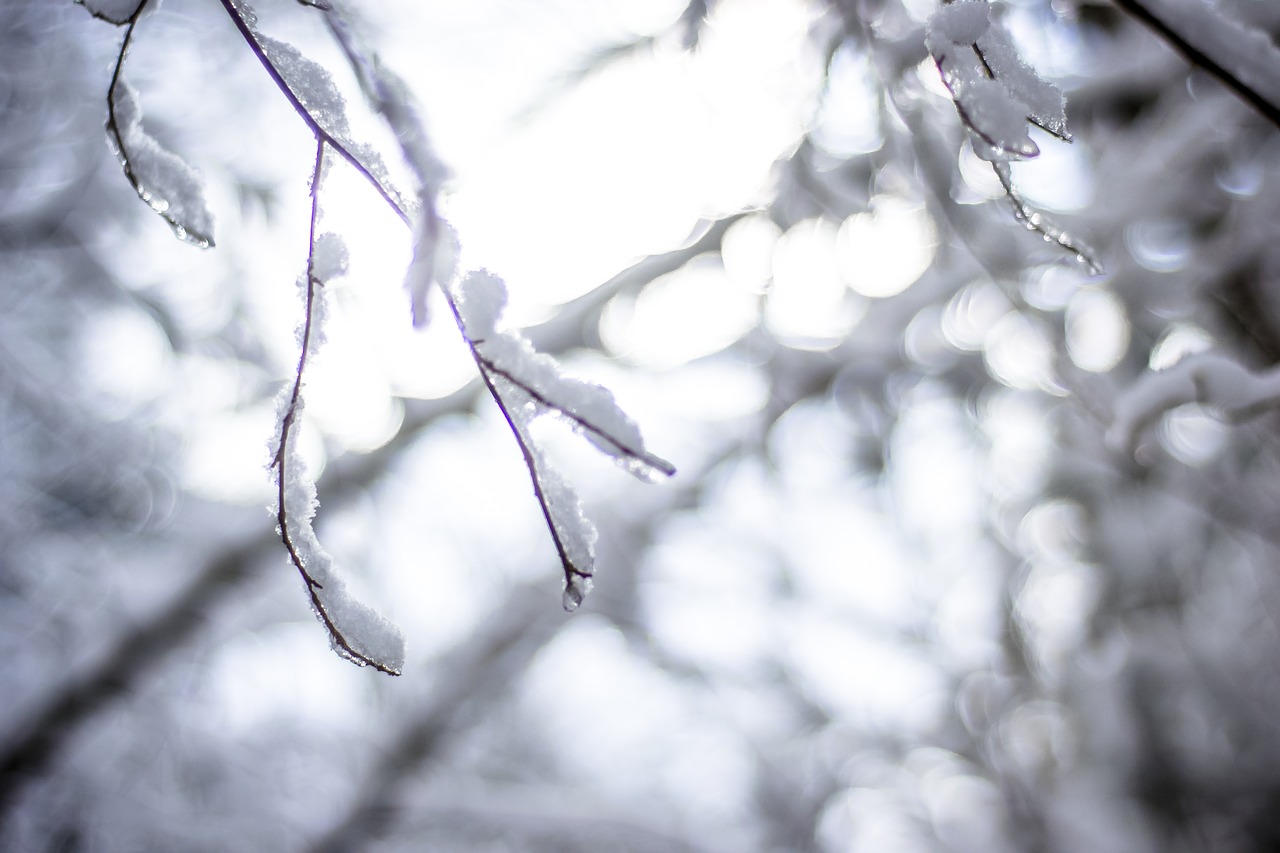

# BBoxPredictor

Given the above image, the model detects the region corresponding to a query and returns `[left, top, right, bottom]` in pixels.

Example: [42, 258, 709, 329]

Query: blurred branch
[307, 579, 567, 853]
[559, 212, 750, 330]
[394, 785, 718, 853]
[1111, 0, 1280, 130]
[0, 383, 473, 820]
[514, 0, 714, 125]
[0, 523, 267, 818]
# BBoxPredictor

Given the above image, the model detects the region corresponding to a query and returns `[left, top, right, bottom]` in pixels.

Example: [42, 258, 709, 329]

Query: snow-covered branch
[451, 270, 675, 610]
[270, 140, 406, 675]
[82, 0, 676, 669]
[927, 0, 1100, 273]
[927, 0, 1066, 161]
[1108, 352, 1280, 453]
[216, 0, 414, 226]
[103, 1, 215, 247]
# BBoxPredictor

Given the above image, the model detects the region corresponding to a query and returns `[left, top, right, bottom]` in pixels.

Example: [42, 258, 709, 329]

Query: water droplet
[561, 577, 592, 612]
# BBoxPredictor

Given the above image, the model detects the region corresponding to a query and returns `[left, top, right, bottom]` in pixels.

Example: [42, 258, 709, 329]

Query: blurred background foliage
[5, 0, 1280, 850]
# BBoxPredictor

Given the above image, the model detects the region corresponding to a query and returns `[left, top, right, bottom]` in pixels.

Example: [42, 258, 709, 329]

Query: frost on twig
[1107, 352, 1280, 454]
[451, 270, 676, 609]
[927, 0, 1099, 273]
[101, 2, 215, 248]
[270, 141, 405, 675]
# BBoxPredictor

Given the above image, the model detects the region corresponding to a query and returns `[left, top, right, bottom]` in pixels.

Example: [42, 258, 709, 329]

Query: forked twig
[473, 350, 677, 478]
[216, 0, 413, 228]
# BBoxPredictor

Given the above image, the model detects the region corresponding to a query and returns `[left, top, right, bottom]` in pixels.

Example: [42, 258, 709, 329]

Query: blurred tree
[5, 0, 1280, 851]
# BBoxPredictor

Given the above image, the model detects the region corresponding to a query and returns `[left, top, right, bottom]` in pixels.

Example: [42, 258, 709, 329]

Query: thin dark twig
[992, 161, 1102, 275]
[1110, 0, 1280, 132]
[272, 137, 326, 580]
[1027, 115, 1071, 143]
[473, 350, 676, 477]
[270, 139, 399, 675]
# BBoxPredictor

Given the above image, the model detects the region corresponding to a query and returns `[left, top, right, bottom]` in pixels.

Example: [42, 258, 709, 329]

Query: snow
[962, 77, 1038, 159]
[109, 79, 216, 247]
[228, 2, 412, 224]
[930, 0, 990, 46]
[76, 0, 153, 25]
[445, 267, 674, 610]
[267, 219, 404, 674]
[477, 330, 676, 480]
[320, 9, 449, 197]
[977, 22, 1069, 139]
[451, 271, 676, 480]
[260, 34, 353, 138]
[454, 268, 508, 340]
[311, 231, 348, 282]
[533, 454, 597, 610]
[925, 3, 1095, 271]
[316, 6, 451, 325]
[474, 321, 675, 545]
[404, 209, 457, 327]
